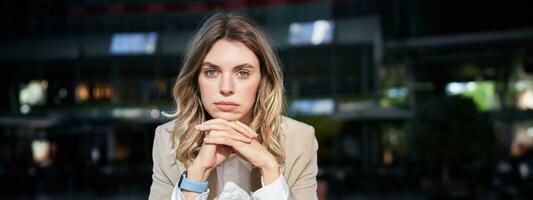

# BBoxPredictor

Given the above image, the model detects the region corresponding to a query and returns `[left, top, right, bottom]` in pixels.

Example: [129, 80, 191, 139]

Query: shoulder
[279, 116, 318, 185]
[151, 118, 185, 186]
[280, 115, 315, 141]
[157, 118, 178, 135]
[280, 116, 317, 156]
[153, 119, 182, 166]
[154, 119, 176, 147]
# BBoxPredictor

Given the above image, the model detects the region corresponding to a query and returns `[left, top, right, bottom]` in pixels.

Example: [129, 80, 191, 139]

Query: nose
[219, 74, 234, 96]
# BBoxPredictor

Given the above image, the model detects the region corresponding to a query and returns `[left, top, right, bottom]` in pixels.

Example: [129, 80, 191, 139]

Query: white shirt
[171, 154, 289, 200]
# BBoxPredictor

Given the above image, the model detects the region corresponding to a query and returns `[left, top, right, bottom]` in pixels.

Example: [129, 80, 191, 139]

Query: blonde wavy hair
[167, 12, 286, 167]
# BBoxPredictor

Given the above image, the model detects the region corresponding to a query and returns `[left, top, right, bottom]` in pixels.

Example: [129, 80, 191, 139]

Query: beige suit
[149, 116, 318, 200]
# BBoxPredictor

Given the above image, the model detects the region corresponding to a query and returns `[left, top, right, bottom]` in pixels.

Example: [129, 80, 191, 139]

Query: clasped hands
[187, 118, 280, 185]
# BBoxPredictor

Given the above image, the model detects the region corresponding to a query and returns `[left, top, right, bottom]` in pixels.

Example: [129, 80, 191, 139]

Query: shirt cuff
[252, 173, 289, 200]
[171, 183, 209, 200]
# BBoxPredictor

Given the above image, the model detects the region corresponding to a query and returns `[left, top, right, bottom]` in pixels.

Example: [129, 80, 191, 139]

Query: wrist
[187, 164, 212, 181]
[259, 162, 279, 175]
[259, 160, 280, 185]
[179, 170, 209, 194]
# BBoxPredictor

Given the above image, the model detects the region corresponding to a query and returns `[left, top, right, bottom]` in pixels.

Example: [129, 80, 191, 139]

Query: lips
[214, 101, 239, 112]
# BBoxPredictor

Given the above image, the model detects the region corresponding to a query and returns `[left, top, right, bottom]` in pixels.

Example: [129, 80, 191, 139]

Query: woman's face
[198, 39, 261, 125]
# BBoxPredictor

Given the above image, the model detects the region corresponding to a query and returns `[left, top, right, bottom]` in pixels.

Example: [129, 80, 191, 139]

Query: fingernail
[195, 125, 201, 129]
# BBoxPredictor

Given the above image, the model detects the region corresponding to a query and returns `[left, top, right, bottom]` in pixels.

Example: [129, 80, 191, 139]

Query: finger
[213, 118, 257, 138]
[206, 130, 252, 144]
[203, 135, 239, 148]
[196, 119, 232, 131]
[234, 120, 258, 138]
[195, 122, 229, 131]
[197, 119, 257, 139]
[227, 121, 257, 138]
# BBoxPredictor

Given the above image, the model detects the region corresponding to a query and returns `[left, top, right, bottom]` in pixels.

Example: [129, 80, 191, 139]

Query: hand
[187, 118, 257, 181]
[182, 143, 231, 200]
[184, 119, 260, 199]
[197, 118, 281, 184]
[187, 143, 230, 181]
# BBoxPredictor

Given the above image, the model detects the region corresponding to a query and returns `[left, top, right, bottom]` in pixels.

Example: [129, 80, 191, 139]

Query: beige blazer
[149, 116, 318, 200]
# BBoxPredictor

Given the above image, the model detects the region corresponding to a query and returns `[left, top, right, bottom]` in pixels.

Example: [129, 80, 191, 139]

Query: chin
[209, 112, 242, 121]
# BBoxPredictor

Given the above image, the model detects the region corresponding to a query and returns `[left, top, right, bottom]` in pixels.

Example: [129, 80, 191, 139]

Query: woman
[149, 12, 318, 200]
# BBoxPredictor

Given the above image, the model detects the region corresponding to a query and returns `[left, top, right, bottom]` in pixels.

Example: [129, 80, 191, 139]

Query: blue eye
[238, 71, 249, 78]
[205, 69, 217, 77]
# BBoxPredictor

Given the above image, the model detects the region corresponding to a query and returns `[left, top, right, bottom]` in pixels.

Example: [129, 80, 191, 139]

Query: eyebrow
[201, 62, 255, 70]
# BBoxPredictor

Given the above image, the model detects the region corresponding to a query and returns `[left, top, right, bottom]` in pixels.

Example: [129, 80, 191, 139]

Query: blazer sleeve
[290, 126, 319, 200]
[149, 125, 174, 200]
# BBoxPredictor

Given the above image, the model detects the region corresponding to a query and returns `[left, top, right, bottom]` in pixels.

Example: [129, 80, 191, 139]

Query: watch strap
[178, 170, 209, 193]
